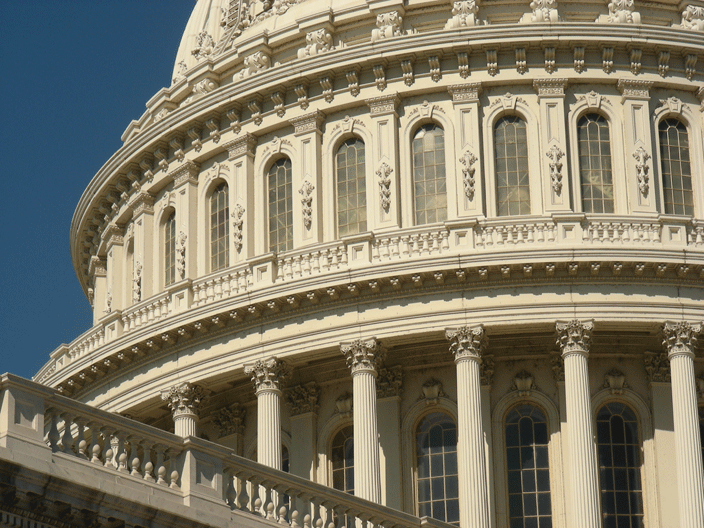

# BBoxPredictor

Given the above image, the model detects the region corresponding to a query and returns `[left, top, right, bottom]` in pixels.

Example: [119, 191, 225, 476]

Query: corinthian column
[161, 382, 209, 438]
[341, 338, 385, 503]
[445, 325, 489, 528]
[556, 320, 599, 528]
[663, 321, 704, 528]
[245, 357, 288, 470]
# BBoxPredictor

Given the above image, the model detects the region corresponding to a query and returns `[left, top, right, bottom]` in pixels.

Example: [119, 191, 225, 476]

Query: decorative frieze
[376, 365, 403, 398]
[192, 31, 215, 61]
[533, 78, 567, 96]
[448, 83, 482, 103]
[446, 325, 486, 361]
[617, 79, 652, 100]
[211, 403, 246, 437]
[633, 146, 651, 197]
[161, 382, 209, 419]
[446, 0, 479, 28]
[551, 354, 565, 381]
[480, 354, 495, 385]
[286, 382, 320, 415]
[663, 321, 701, 359]
[244, 357, 289, 393]
[659, 96, 682, 114]
[170, 160, 200, 187]
[512, 370, 536, 396]
[556, 319, 593, 355]
[88, 256, 107, 277]
[341, 338, 385, 374]
[366, 94, 400, 116]
[183, 78, 219, 106]
[372, 11, 403, 42]
[335, 392, 353, 415]
[289, 110, 325, 136]
[225, 133, 257, 160]
[130, 193, 155, 216]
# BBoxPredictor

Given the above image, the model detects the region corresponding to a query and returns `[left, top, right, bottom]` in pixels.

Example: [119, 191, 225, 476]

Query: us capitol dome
[2, 1, 704, 528]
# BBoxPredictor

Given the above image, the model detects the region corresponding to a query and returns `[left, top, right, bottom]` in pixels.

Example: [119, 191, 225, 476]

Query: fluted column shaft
[341, 338, 384, 504]
[256, 388, 282, 470]
[446, 326, 489, 528]
[557, 320, 600, 528]
[664, 322, 704, 528]
[174, 413, 198, 438]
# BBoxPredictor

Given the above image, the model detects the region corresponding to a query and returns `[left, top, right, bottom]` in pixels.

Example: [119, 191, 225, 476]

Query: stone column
[445, 325, 489, 528]
[663, 321, 704, 528]
[556, 320, 600, 528]
[245, 357, 288, 470]
[341, 338, 385, 503]
[161, 382, 209, 438]
[287, 382, 320, 481]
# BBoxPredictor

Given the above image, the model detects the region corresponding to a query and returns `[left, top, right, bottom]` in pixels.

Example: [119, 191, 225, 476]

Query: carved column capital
[663, 321, 701, 360]
[644, 351, 671, 382]
[446, 325, 486, 362]
[224, 133, 258, 160]
[244, 357, 289, 394]
[341, 338, 385, 375]
[376, 365, 403, 398]
[556, 320, 593, 357]
[160, 382, 209, 419]
[286, 382, 320, 416]
[211, 403, 246, 437]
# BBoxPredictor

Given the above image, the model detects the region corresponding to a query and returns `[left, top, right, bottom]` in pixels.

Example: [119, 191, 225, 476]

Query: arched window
[504, 404, 552, 527]
[412, 125, 447, 225]
[268, 158, 293, 253]
[578, 114, 614, 213]
[596, 402, 644, 527]
[659, 118, 693, 216]
[336, 138, 367, 236]
[331, 425, 354, 494]
[416, 412, 459, 525]
[164, 211, 176, 286]
[210, 183, 229, 272]
[495, 116, 530, 216]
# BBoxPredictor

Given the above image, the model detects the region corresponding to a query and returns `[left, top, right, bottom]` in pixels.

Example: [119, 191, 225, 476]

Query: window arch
[210, 182, 229, 272]
[658, 118, 693, 216]
[336, 138, 367, 236]
[504, 404, 552, 528]
[331, 425, 354, 494]
[268, 158, 293, 253]
[415, 411, 459, 525]
[578, 113, 614, 213]
[412, 124, 447, 225]
[164, 211, 176, 286]
[596, 401, 644, 527]
[494, 116, 530, 216]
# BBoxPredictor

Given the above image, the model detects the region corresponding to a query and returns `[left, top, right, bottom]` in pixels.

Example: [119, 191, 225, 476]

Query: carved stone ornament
[696, 375, 704, 401]
[644, 351, 670, 382]
[605, 0, 640, 24]
[529, 0, 558, 23]
[244, 357, 289, 393]
[297, 29, 333, 59]
[376, 365, 403, 398]
[335, 392, 353, 416]
[512, 370, 536, 396]
[341, 338, 385, 374]
[372, 11, 403, 42]
[231, 204, 245, 252]
[104, 290, 112, 314]
[183, 78, 219, 106]
[420, 379, 446, 404]
[161, 383, 210, 419]
[239, 51, 271, 79]
[481, 355, 495, 385]
[546, 145, 564, 194]
[211, 404, 246, 437]
[660, 97, 682, 114]
[446, 0, 479, 29]
[173, 59, 187, 84]
[603, 369, 628, 394]
[376, 162, 393, 213]
[287, 382, 321, 416]
[681, 5, 704, 31]
[460, 150, 478, 200]
[132, 262, 143, 303]
[556, 319, 593, 356]
[176, 231, 187, 280]
[192, 31, 215, 61]
[662, 321, 701, 359]
[551, 354, 565, 381]
[446, 325, 487, 362]
[633, 146, 650, 197]
[299, 181, 315, 229]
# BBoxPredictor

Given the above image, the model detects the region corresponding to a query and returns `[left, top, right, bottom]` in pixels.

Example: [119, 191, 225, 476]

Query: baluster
[311, 500, 324, 528]
[430, 232, 439, 254]
[652, 223, 661, 243]
[371, 241, 380, 262]
[292, 256, 301, 278]
[141, 442, 154, 482]
[249, 477, 263, 516]
[170, 468, 180, 490]
[45, 408, 61, 451]
[127, 436, 141, 477]
[87, 422, 102, 464]
[153, 444, 166, 484]
[339, 246, 348, 267]
[304, 514, 312, 528]
[236, 471, 251, 511]
[441, 231, 450, 252]
[75, 418, 88, 459]
[115, 433, 128, 472]
[223, 466, 236, 508]
[410, 236, 419, 257]
[302, 253, 311, 276]
[400, 236, 410, 258]
[389, 237, 400, 259]
[312, 251, 321, 274]
[60, 412, 74, 454]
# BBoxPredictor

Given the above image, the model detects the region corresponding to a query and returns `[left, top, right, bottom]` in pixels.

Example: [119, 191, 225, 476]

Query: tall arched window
[504, 404, 552, 527]
[596, 402, 644, 527]
[331, 425, 354, 494]
[578, 113, 614, 213]
[268, 158, 293, 253]
[164, 211, 176, 286]
[210, 183, 229, 272]
[416, 412, 459, 525]
[412, 125, 447, 225]
[336, 138, 367, 236]
[495, 116, 530, 216]
[659, 118, 694, 216]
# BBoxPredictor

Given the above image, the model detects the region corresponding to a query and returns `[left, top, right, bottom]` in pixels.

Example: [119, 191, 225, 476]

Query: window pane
[578, 114, 614, 214]
[331, 425, 354, 495]
[210, 183, 229, 271]
[505, 404, 552, 526]
[659, 119, 694, 216]
[495, 116, 530, 216]
[268, 158, 293, 253]
[412, 125, 447, 225]
[336, 138, 367, 236]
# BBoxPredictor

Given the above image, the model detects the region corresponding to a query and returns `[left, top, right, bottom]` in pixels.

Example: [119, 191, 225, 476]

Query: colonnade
[162, 320, 704, 528]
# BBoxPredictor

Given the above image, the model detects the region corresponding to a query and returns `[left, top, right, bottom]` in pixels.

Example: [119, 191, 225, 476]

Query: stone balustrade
[121, 293, 171, 332]
[1, 374, 453, 528]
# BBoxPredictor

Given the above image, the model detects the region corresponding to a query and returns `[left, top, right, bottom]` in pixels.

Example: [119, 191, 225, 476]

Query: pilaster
[376, 366, 403, 509]
[556, 319, 599, 528]
[161, 382, 209, 438]
[104, 226, 124, 312]
[662, 321, 704, 528]
[170, 161, 200, 279]
[445, 325, 490, 528]
[224, 134, 257, 261]
[88, 256, 108, 326]
[287, 382, 320, 481]
[129, 193, 155, 301]
[211, 403, 246, 455]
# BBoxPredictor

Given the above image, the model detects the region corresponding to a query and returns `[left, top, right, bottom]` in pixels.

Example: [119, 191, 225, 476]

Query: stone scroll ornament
[460, 151, 478, 200]
[633, 146, 650, 197]
[299, 181, 315, 229]
[133, 262, 142, 303]
[231, 204, 245, 252]
[546, 145, 564, 194]
[176, 232, 187, 280]
[376, 163, 393, 213]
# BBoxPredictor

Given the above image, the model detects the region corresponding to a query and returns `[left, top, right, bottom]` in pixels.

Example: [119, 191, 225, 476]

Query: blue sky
[0, 2, 194, 378]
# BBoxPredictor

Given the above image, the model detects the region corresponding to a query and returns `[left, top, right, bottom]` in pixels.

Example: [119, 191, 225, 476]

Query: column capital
[663, 321, 701, 359]
[160, 382, 209, 419]
[286, 382, 320, 416]
[556, 319, 593, 357]
[446, 325, 486, 362]
[244, 357, 289, 394]
[211, 403, 246, 438]
[341, 338, 385, 375]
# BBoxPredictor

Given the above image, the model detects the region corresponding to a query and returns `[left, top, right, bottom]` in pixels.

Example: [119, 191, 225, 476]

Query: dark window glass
[412, 125, 447, 225]
[336, 138, 367, 236]
[578, 114, 614, 213]
[505, 404, 552, 527]
[210, 183, 229, 271]
[332, 425, 354, 494]
[268, 158, 293, 252]
[597, 402, 644, 528]
[495, 116, 530, 216]
[659, 119, 693, 216]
